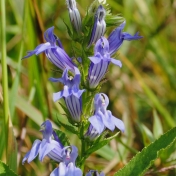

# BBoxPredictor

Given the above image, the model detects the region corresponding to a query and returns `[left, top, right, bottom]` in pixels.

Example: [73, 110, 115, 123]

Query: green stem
[80, 138, 85, 172]
[1, 0, 9, 162]
[79, 123, 87, 172]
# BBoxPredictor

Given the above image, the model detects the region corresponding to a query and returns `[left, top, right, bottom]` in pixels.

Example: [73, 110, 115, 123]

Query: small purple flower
[86, 170, 105, 176]
[89, 93, 125, 134]
[66, 0, 82, 32]
[50, 146, 82, 176]
[88, 5, 106, 47]
[50, 67, 85, 122]
[88, 37, 122, 88]
[50, 162, 82, 176]
[84, 124, 100, 141]
[23, 27, 75, 71]
[108, 21, 143, 56]
[22, 120, 64, 164]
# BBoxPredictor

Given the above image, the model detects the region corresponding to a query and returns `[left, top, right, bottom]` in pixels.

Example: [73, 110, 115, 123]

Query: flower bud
[88, 5, 106, 47]
[66, 0, 82, 32]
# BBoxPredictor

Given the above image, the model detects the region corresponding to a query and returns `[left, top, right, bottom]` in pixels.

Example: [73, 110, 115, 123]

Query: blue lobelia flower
[89, 93, 125, 134]
[23, 27, 75, 71]
[86, 170, 105, 176]
[50, 67, 85, 122]
[66, 0, 82, 32]
[84, 124, 100, 141]
[22, 120, 64, 164]
[50, 146, 82, 176]
[88, 5, 106, 47]
[88, 36, 122, 88]
[108, 21, 143, 56]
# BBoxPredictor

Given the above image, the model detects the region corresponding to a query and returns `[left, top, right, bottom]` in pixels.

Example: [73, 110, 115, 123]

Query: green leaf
[53, 129, 70, 146]
[115, 127, 176, 176]
[138, 124, 155, 146]
[62, 20, 73, 39]
[56, 118, 78, 135]
[15, 95, 44, 126]
[0, 160, 18, 176]
[96, 145, 117, 161]
[0, 123, 5, 160]
[82, 132, 120, 161]
[153, 110, 163, 139]
[105, 14, 124, 27]
[59, 102, 71, 118]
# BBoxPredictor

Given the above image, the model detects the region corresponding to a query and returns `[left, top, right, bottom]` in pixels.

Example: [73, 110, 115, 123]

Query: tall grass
[0, 0, 176, 175]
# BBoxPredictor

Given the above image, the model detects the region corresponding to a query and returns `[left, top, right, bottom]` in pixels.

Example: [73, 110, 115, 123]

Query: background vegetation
[0, 0, 176, 175]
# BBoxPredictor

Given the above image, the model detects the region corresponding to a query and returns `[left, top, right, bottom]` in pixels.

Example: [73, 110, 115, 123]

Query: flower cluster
[22, 0, 142, 175]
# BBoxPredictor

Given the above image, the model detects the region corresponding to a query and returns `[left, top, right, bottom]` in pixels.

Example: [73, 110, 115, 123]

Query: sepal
[53, 129, 70, 146]
[56, 115, 79, 134]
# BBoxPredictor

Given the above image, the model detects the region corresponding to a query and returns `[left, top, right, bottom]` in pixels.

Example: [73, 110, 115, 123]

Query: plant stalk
[1, 0, 9, 162]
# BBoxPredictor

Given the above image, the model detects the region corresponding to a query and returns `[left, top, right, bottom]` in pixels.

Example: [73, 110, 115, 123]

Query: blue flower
[50, 67, 85, 122]
[89, 93, 125, 134]
[84, 124, 100, 141]
[50, 146, 82, 176]
[22, 120, 64, 164]
[86, 170, 105, 176]
[88, 37, 122, 88]
[108, 21, 143, 56]
[23, 27, 75, 71]
[66, 0, 82, 32]
[88, 5, 106, 47]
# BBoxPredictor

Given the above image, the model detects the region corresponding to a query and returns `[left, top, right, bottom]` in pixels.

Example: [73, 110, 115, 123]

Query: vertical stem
[79, 123, 87, 172]
[80, 138, 85, 172]
[1, 0, 9, 162]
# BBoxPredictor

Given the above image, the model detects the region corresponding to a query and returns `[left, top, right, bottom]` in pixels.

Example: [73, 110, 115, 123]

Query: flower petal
[50, 167, 59, 176]
[39, 139, 55, 162]
[53, 91, 63, 102]
[101, 111, 115, 131]
[89, 114, 105, 134]
[25, 139, 41, 163]
[112, 115, 125, 132]
[122, 32, 143, 40]
[44, 26, 56, 44]
[88, 56, 101, 64]
[111, 58, 122, 67]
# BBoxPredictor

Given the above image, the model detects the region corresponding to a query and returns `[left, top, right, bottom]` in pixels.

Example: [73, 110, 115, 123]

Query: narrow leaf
[115, 127, 176, 176]
[54, 129, 70, 146]
[15, 95, 43, 126]
[153, 110, 163, 139]
[83, 132, 120, 161]
[56, 118, 78, 135]
[0, 160, 18, 176]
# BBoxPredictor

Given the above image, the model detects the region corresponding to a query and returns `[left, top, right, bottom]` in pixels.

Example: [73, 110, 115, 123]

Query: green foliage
[115, 127, 176, 176]
[2, 0, 176, 175]
[54, 129, 70, 146]
[0, 160, 18, 176]
[56, 118, 79, 135]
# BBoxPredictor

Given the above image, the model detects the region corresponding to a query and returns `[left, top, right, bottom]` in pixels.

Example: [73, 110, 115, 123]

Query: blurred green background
[0, 0, 176, 175]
